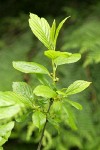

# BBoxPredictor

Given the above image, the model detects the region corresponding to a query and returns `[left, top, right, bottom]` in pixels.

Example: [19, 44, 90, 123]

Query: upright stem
[52, 60, 57, 85]
[37, 99, 53, 150]
[37, 57, 57, 150]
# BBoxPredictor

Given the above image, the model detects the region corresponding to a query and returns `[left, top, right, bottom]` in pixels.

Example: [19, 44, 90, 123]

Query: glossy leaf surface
[54, 17, 70, 46]
[54, 53, 81, 66]
[66, 80, 91, 95]
[13, 61, 49, 75]
[12, 82, 34, 103]
[50, 20, 56, 49]
[44, 50, 71, 59]
[0, 91, 32, 107]
[33, 85, 57, 98]
[29, 13, 51, 49]
[0, 92, 25, 107]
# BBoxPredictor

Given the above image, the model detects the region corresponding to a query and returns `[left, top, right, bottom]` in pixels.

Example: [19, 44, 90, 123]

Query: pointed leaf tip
[66, 99, 83, 110]
[54, 53, 81, 66]
[29, 13, 51, 49]
[66, 80, 91, 96]
[54, 16, 70, 46]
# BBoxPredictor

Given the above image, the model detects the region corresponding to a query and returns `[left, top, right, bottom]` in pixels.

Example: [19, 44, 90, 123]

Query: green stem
[37, 99, 53, 150]
[37, 57, 57, 150]
[52, 60, 57, 85]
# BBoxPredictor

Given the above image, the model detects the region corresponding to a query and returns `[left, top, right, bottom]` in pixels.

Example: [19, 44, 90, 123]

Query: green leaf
[65, 99, 82, 110]
[52, 101, 62, 112]
[33, 85, 57, 98]
[29, 14, 70, 50]
[54, 17, 70, 47]
[56, 90, 66, 96]
[0, 105, 21, 120]
[32, 111, 46, 130]
[0, 147, 3, 150]
[12, 82, 34, 103]
[44, 50, 71, 60]
[44, 50, 60, 59]
[50, 20, 56, 49]
[0, 91, 15, 107]
[0, 91, 32, 120]
[0, 91, 24, 107]
[66, 80, 91, 95]
[0, 91, 32, 108]
[54, 53, 81, 66]
[63, 104, 77, 130]
[36, 74, 50, 87]
[0, 121, 14, 146]
[0, 121, 14, 137]
[13, 61, 49, 75]
[36, 98, 48, 107]
[29, 13, 51, 49]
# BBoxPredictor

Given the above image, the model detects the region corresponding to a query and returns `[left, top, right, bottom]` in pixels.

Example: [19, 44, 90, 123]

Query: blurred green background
[0, 0, 100, 150]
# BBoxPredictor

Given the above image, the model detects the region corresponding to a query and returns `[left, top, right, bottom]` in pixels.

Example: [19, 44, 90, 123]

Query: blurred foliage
[62, 18, 100, 67]
[0, 0, 100, 150]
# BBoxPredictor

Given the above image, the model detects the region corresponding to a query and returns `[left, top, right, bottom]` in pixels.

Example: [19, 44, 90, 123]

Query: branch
[37, 98, 53, 150]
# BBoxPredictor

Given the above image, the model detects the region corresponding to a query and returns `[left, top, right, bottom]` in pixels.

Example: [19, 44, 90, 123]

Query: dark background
[0, 0, 98, 18]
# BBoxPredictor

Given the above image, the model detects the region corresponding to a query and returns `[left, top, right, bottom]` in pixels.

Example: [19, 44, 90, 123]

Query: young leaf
[44, 50, 71, 60]
[32, 111, 46, 130]
[33, 85, 57, 98]
[29, 13, 51, 49]
[50, 20, 56, 40]
[54, 53, 81, 66]
[44, 50, 61, 59]
[65, 99, 82, 110]
[54, 17, 70, 47]
[13, 61, 49, 75]
[0, 121, 14, 146]
[66, 80, 91, 95]
[50, 20, 56, 49]
[12, 82, 34, 103]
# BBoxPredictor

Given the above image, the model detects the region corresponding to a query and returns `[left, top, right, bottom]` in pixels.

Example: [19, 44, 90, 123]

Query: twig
[37, 98, 53, 150]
